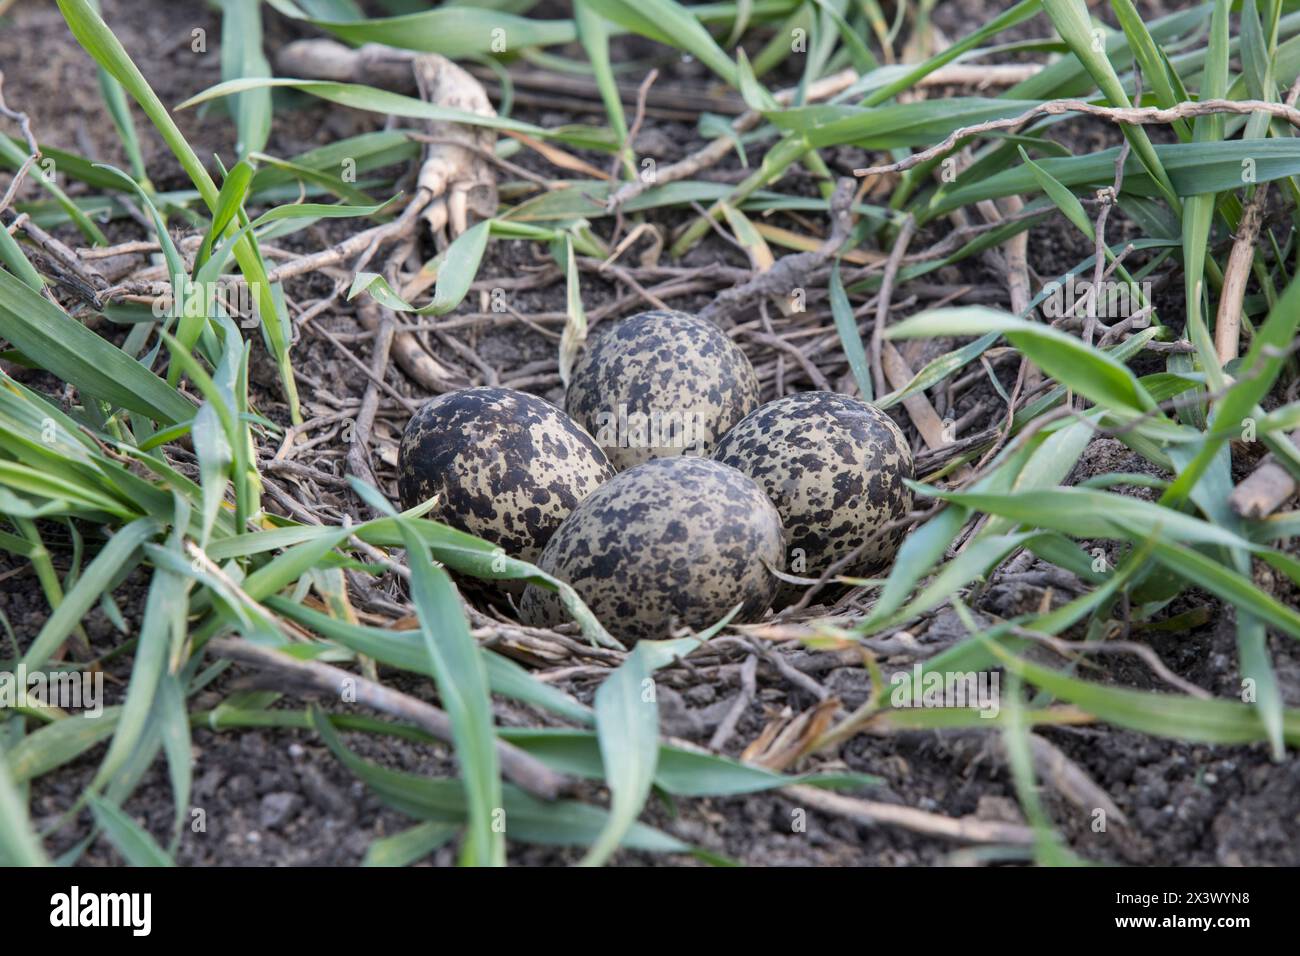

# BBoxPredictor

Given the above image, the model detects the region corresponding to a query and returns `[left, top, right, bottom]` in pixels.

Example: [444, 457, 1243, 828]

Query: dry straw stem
[1213, 79, 1300, 364]
[607, 62, 1043, 211]
[784, 783, 1035, 845]
[1214, 190, 1268, 364]
[697, 176, 858, 326]
[1229, 429, 1300, 518]
[208, 636, 570, 800]
[607, 68, 860, 211]
[855, 97, 1300, 178]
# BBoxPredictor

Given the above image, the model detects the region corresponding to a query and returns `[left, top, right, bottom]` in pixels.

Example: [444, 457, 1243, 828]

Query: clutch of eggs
[395, 313, 913, 635]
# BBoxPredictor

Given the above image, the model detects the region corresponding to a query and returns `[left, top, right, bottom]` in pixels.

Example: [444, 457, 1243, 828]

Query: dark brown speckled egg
[711, 391, 913, 604]
[398, 387, 616, 575]
[564, 310, 760, 471]
[518, 457, 784, 645]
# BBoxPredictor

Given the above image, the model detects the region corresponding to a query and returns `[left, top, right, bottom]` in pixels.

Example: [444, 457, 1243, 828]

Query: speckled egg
[397, 387, 616, 574]
[711, 391, 913, 603]
[519, 457, 784, 645]
[564, 310, 760, 471]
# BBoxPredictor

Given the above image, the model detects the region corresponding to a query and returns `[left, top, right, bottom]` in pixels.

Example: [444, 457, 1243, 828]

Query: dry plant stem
[744, 638, 829, 701]
[999, 195, 1032, 316]
[784, 783, 1036, 845]
[856, 97, 1300, 177]
[1024, 732, 1128, 829]
[266, 208, 422, 284]
[208, 637, 568, 800]
[1011, 625, 1210, 699]
[1229, 429, 1300, 518]
[698, 177, 857, 327]
[1214, 192, 1266, 363]
[1081, 136, 1134, 348]
[881, 343, 948, 450]
[0, 72, 38, 217]
[1216, 77, 1300, 364]
[870, 215, 916, 400]
[916, 63, 1042, 88]
[610, 69, 657, 190]
[346, 299, 396, 496]
[607, 68, 860, 210]
[708, 654, 758, 751]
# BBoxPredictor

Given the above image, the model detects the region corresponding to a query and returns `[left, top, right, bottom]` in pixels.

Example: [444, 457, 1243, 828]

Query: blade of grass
[57, 0, 302, 421]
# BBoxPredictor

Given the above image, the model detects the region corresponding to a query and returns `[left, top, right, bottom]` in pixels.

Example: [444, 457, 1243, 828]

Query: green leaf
[1040, 0, 1179, 209]
[0, 738, 49, 866]
[6, 708, 121, 783]
[264, 595, 593, 725]
[180, 79, 552, 139]
[93, 565, 186, 789]
[829, 260, 872, 400]
[56, 0, 301, 420]
[219, 0, 272, 157]
[88, 795, 175, 866]
[931, 140, 1300, 218]
[362, 821, 459, 866]
[0, 272, 194, 425]
[20, 518, 159, 669]
[992, 647, 1300, 746]
[396, 522, 504, 867]
[580, 643, 659, 867]
[1017, 145, 1094, 239]
[501, 729, 878, 796]
[265, 0, 576, 55]
[886, 307, 1158, 416]
[578, 0, 743, 90]
[309, 707, 693, 854]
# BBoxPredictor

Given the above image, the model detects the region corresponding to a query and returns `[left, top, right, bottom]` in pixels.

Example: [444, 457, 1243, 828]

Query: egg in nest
[397, 387, 616, 579]
[519, 457, 784, 645]
[711, 391, 913, 603]
[564, 309, 760, 471]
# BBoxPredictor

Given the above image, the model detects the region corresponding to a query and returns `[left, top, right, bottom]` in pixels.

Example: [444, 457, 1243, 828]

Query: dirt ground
[3, 0, 1299, 866]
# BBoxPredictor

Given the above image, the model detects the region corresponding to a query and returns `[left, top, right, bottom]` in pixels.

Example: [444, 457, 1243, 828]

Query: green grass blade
[57, 0, 301, 421]
[19, 518, 158, 669]
[829, 260, 872, 400]
[0, 270, 194, 424]
[92, 565, 186, 789]
[363, 821, 459, 866]
[88, 795, 175, 866]
[1180, 0, 1231, 391]
[1040, 0, 1179, 210]
[265, 0, 576, 54]
[886, 307, 1158, 416]
[579, 644, 659, 866]
[0, 740, 50, 866]
[395, 521, 504, 867]
[309, 707, 693, 854]
[219, 0, 272, 158]
[992, 646, 1300, 746]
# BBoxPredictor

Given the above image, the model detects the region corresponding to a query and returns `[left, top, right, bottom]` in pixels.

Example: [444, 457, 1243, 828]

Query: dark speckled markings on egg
[397, 387, 616, 584]
[564, 309, 760, 471]
[519, 457, 785, 645]
[711, 391, 913, 605]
